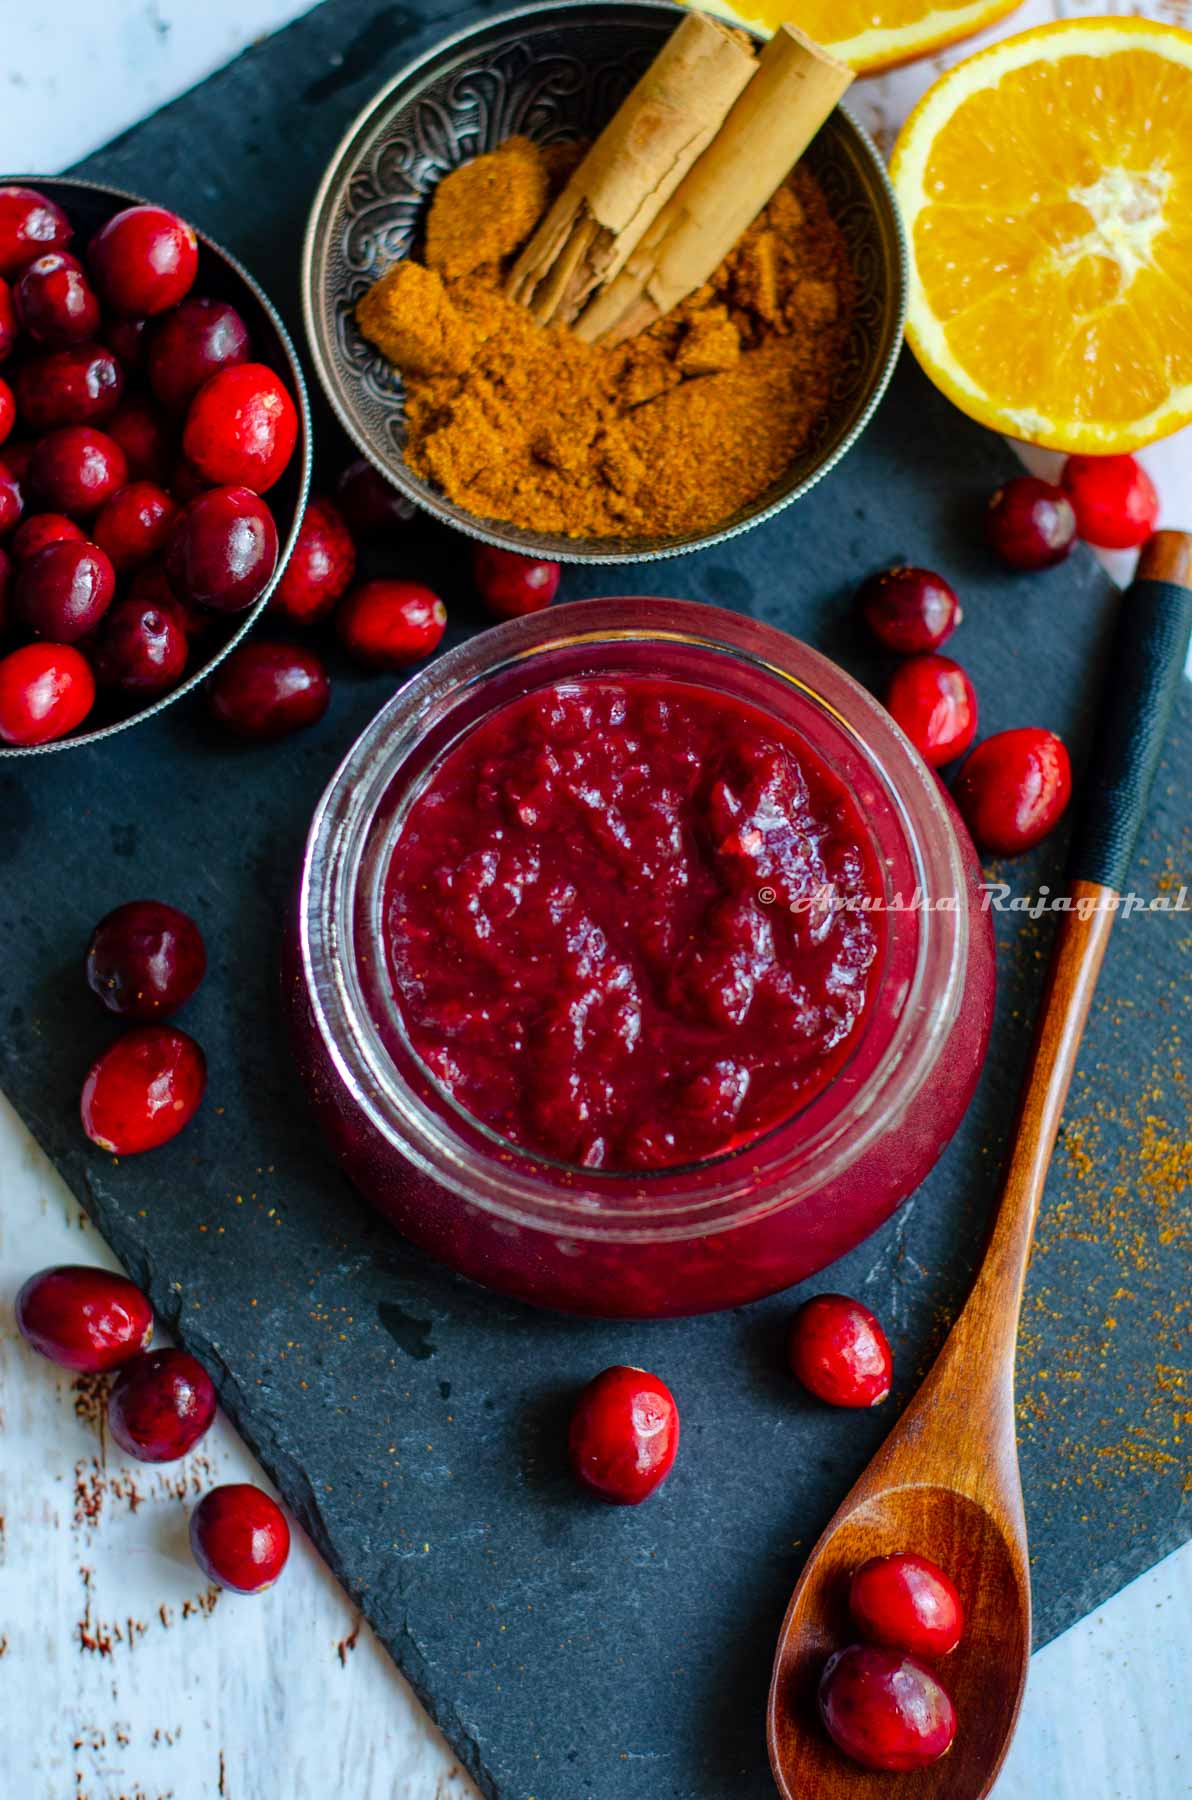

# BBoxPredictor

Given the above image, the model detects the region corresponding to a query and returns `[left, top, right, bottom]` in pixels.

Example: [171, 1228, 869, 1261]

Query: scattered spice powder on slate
[355, 135, 855, 540]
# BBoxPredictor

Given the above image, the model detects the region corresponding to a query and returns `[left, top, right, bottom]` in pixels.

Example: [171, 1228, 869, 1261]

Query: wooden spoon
[767, 530, 1192, 1797]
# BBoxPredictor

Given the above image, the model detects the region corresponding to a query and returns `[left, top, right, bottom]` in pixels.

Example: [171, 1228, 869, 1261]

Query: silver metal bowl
[0, 176, 312, 758]
[302, 0, 907, 566]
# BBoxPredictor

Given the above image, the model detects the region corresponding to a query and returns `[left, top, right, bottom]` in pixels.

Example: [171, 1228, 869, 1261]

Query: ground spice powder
[355, 136, 854, 540]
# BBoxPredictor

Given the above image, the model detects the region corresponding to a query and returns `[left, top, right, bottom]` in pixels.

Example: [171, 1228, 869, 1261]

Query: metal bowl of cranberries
[0, 177, 312, 756]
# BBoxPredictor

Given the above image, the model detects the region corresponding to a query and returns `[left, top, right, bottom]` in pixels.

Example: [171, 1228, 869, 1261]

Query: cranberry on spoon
[849, 1552, 965, 1659]
[190, 1485, 291, 1594]
[16, 1264, 153, 1372]
[818, 1645, 957, 1771]
[108, 1347, 216, 1462]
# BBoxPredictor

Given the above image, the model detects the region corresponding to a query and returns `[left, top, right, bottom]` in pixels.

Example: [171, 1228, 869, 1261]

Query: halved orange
[891, 17, 1192, 452]
[695, 0, 1023, 76]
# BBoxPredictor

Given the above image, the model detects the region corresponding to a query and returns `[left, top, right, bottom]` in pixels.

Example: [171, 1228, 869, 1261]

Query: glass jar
[288, 600, 995, 1317]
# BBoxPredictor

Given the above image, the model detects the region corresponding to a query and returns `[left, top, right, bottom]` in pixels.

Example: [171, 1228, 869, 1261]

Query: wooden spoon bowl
[769, 1487, 1027, 1794]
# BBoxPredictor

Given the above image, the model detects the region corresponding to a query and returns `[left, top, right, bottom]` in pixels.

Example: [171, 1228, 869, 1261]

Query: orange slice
[891, 17, 1192, 453]
[695, 0, 1024, 76]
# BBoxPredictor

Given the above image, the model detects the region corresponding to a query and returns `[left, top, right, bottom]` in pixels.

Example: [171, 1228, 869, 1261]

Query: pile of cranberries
[15, 1262, 289, 1593]
[0, 185, 302, 745]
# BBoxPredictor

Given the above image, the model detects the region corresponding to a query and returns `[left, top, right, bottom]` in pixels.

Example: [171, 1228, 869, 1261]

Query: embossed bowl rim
[0, 174, 312, 758]
[301, 0, 908, 564]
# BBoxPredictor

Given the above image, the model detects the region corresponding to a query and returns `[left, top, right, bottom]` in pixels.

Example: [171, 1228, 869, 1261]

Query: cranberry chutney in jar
[291, 600, 995, 1317]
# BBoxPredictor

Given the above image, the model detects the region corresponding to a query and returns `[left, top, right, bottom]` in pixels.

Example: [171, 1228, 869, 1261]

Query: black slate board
[1, 4, 1187, 1796]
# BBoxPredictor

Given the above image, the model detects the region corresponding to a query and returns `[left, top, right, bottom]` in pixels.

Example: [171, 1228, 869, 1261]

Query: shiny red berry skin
[13, 343, 124, 431]
[0, 641, 95, 744]
[0, 377, 13, 447]
[106, 397, 172, 485]
[819, 1645, 957, 1771]
[14, 539, 116, 641]
[334, 457, 415, 536]
[147, 297, 251, 412]
[849, 1553, 964, 1659]
[787, 1294, 893, 1408]
[189, 1485, 291, 1594]
[337, 579, 446, 669]
[182, 363, 298, 493]
[81, 1024, 206, 1154]
[0, 278, 16, 362]
[208, 639, 330, 740]
[29, 425, 128, 517]
[568, 1365, 679, 1505]
[93, 481, 178, 574]
[93, 595, 189, 695]
[108, 1347, 216, 1463]
[86, 900, 207, 1018]
[269, 495, 355, 625]
[16, 1264, 153, 1372]
[472, 544, 560, 619]
[166, 485, 278, 613]
[1061, 454, 1159, 550]
[985, 476, 1076, 570]
[858, 566, 961, 654]
[88, 206, 198, 317]
[0, 186, 72, 277]
[104, 314, 148, 370]
[11, 512, 86, 562]
[884, 654, 977, 767]
[129, 559, 208, 638]
[13, 251, 100, 348]
[0, 457, 24, 537]
[952, 727, 1072, 856]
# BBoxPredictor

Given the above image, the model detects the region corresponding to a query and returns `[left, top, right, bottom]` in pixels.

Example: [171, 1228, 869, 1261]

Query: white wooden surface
[1, 4, 1191, 1797]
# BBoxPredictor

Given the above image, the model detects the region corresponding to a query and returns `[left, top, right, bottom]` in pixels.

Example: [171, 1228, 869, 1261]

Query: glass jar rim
[299, 599, 971, 1239]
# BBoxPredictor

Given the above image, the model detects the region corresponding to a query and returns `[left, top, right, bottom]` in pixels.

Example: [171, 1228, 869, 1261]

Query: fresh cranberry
[93, 481, 178, 573]
[335, 456, 415, 535]
[147, 297, 251, 412]
[849, 1553, 964, 1659]
[29, 425, 127, 517]
[106, 397, 171, 484]
[858, 566, 961, 653]
[81, 1024, 206, 1153]
[0, 457, 24, 536]
[189, 1485, 291, 1594]
[93, 595, 189, 695]
[166, 485, 278, 613]
[104, 314, 148, 370]
[11, 512, 86, 561]
[0, 546, 9, 632]
[13, 343, 124, 431]
[953, 727, 1072, 856]
[472, 544, 560, 619]
[129, 558, 208, 637]
[269, 495, 355, 625]
[13, 251, 100, 348]
[86, 900, 206, 1018]
[337, 579, 446, 669]
[14, 539, 115, 641]
[0, 377, 13, 447]
[0, 186, 72, 276]
[108, 1348, 216, 1463]
[787, 1294, 892, 1407]
[182, 363, 298, 493]
[986, 475, 1076, 570]
[88, 206, 198, 317]
[208, 640, 330, 740]
[0, 641, 95, 743]
[1061, 453, 1159, 550]
[818, 1645, 957, 1771]
[16, 1264, 153, 1372]
[568, 1365, 679, 1505]
[884, 654, 977, 767]
[0, 277, 16, 362]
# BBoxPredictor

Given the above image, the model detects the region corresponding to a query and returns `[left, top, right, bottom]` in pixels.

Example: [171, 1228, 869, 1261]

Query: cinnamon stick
[506, 12, 757, 327]
[575, 25, 853, 345]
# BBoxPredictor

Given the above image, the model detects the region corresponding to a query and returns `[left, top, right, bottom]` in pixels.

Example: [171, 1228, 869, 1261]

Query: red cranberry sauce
[382, 678, 884, 1172]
